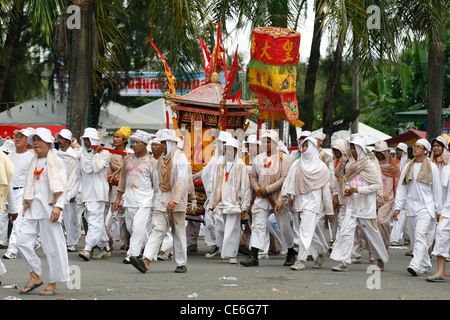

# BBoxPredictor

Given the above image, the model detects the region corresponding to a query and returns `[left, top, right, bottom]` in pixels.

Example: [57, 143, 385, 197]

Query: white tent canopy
[0, 92, 67, 126]
[316, 122, 391, 146]
[99, 99, 173, 133]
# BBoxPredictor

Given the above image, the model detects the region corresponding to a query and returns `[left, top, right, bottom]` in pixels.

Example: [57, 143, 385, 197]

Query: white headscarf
[294, 137, 330, 194]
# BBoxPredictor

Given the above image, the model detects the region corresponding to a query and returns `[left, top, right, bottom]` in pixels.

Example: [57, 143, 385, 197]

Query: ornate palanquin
[165, 73, 258, 218]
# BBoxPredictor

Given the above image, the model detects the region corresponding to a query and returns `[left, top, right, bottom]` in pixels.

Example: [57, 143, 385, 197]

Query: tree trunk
[322, 30, 346, 148]
[426, 41, 444, 140]
[351, 39, 359, 134]
[302, 0, 324, 132]
[67, 0, 95, 139]
[0, 1, 25, 111]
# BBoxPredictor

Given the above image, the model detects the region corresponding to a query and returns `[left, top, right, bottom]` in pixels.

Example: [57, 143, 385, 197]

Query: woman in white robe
[208, 138, 251, 264]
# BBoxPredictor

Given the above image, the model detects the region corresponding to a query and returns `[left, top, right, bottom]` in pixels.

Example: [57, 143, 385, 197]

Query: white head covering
[218, 131, 232, 142]
[301, 137, 320, 171]
[27, 127, 55, 149]
[310, 131, 326, 141]
[80, 127, 101, 149]
[374, 140, 389, 153]
[277, 140, 289, 154]
[395, 142, 408, 154]
[55, 128, 73, 145]
[14, 128, 32, 138]
[130, 130, 150, 144]
[298, 130, 311, 140]
[416, 138, 431, 153]
[260, 129, 279, 143]
[349, 136, 367, 160]
[159, 129, 178, 159]
[0, 139, 15, 154]
[246, 134, 260, 145]
[177, 137, 184, 150]
[159, 129, 178, 142]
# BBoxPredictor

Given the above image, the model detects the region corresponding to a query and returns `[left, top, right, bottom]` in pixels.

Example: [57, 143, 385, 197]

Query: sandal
[39, 288, 58, 296]
[19, 282, 43, 294]
[426, 275, 445, 282]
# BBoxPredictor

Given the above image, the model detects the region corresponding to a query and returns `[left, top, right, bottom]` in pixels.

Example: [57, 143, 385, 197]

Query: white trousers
[143, 210, 187, 267]
[124, 206, 152, 257]
[62, 201, 82, 247]
[219, 211, 241, 259]
[83, 201, 109, 252]
[0, 258, 6, 276]
[297, 210, 329, 262]
[330, 214, 389, 264]
[408, 211, 434, 272]
[204, 208, 224, 247]
[250, 205, 295, 251]
[161, 230, 173, 254]
[0, 210, 9, 246]
[431, 216, 450, 259]
[391, 208, 406, 243]
[17, 217, 69, 283]
[5, 188, 26, 253]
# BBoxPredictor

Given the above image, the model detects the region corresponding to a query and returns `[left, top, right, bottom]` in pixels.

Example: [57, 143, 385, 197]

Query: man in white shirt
[3, 129, 35, 260]
[55, 129, 80, 252]
[75, 128, 111, 261]
[0, 140, 17, 249]
[391, 142, 410, 246]
[17, 128, 69, 296]
[330, 137, 389, 272]
[130, 129, 190, 274]
[392, 138, 442, 276]
[114, 130, 156, 264]
[105, 126, 133, 252]
[241, 130, 294, 267]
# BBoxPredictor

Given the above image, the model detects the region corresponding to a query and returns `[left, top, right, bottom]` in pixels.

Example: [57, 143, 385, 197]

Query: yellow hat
[115, 126, 131, 140]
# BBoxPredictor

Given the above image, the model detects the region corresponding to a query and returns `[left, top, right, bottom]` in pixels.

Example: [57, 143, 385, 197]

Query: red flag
[199, 35, 211, 75]
[147, 37, 176, 94]
[223, 46, 242, 105]
[204, 22, 227, 83]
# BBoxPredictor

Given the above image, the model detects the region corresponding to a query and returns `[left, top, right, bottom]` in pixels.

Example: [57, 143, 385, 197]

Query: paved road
[0, 231, 449, 304]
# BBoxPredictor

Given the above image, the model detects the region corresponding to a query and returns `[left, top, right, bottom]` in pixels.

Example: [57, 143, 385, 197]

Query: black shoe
[240, 255, 259, 267]
[0, 244, 8, 249]
[283, 254, 296, 266]
[175, 265, 187, 273]
[205, 245, 219, 258]
[238, 245, 251, 256]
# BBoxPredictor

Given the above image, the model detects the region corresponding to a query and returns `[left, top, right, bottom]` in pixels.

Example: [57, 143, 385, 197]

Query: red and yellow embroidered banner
[249, 27, 303, 126]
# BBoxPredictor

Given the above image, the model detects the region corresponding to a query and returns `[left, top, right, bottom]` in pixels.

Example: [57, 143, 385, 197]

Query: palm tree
[320, 0, 400, 147]
[0, 0, 64, 111]
[395, 0, 449, 140]
[53, 0, 127, 138]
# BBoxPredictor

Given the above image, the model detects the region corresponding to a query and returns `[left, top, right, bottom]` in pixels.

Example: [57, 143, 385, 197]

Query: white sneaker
[157, 251, 169, 261]
[34, 241, 41, 251]
[291, 260, 306, 271]
[205, 246, 219, 258]
[92, 250, 111, 260]
[123, 255, 131, 264]
[3, 252, 16, 259]
[332, 262, 348, 272]
[67, 245, 78, 252]
[79, 250, 91, 261]
[229, 258, 237, 264]
[258, 253, 269, 260]
[312, 255, 325, 269]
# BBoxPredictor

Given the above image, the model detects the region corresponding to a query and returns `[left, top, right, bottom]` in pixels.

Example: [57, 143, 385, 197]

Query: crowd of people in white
[0, 124, 449, 295]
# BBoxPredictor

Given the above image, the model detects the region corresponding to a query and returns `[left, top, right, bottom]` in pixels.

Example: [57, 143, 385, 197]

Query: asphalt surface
[0, 227, 449, 304]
